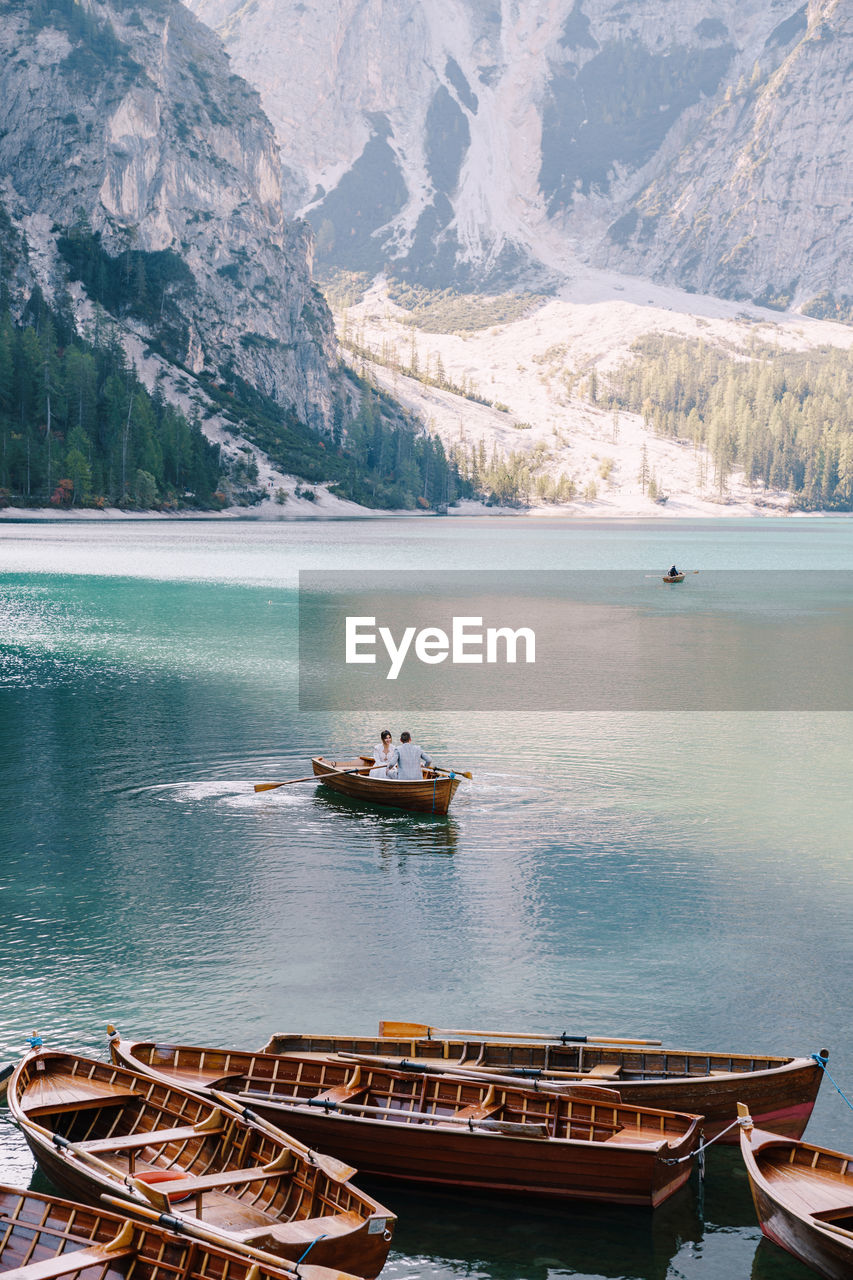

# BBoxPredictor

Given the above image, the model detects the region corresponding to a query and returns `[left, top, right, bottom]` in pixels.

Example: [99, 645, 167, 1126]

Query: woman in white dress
[368, 730, 397, 778]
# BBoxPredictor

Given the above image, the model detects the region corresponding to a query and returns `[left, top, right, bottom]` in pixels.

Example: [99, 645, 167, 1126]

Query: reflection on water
[751, 1239, 817, 1279]
[3, 519, 853, 1280]
[311, 791, 461, 857]
[378, 1180, 704, 1280]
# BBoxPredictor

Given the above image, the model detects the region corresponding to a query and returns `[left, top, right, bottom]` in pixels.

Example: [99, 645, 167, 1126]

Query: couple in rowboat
[369, 729, 432, 780]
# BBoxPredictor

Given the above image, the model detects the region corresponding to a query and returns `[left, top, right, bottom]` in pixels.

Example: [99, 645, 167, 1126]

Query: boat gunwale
[110, 1037, 703, 1151]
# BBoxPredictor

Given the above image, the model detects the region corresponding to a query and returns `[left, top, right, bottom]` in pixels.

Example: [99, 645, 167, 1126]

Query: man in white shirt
[390, 731, 432, 780]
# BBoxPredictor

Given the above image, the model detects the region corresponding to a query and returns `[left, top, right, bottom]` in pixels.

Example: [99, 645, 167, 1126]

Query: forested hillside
[605, 336, 853, 510]
[0, 245, 221, 511]
[0, 207, 468, 512]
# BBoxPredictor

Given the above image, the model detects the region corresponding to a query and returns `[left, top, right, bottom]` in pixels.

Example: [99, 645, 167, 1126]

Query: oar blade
[209, 1089, 357, 1184]
[253, 774, 316, 792]
[378, 1020, 661, 1046]
[378, 1021, 432, 1038]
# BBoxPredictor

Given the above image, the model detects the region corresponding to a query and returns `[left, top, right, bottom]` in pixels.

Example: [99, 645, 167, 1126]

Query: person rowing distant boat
[389, 731, 432, 780]
[669, 564, 679, 577]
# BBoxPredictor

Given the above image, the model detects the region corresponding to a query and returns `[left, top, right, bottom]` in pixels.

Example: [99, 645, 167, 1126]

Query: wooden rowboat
[7, 1050, 394, 1280]
[662, 574, 685, 583]
[311, 757, 461, 815]
[739, 1104, 853, 1280]
[110, 1032, 701, 1208]
[0, 1183, 360, 1280]
[253, 1024, 825, 1143]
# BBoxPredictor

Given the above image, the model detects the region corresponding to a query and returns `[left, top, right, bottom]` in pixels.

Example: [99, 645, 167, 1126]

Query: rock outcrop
[0, 0, 339, 430]
[184, 0, 852, 308]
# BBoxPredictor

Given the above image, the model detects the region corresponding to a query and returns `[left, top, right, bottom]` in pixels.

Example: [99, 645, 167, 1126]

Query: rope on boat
[660, 1116, 742, 1178]
[294, 1234, 327, 1270]
[811, 1052, 853, 1112]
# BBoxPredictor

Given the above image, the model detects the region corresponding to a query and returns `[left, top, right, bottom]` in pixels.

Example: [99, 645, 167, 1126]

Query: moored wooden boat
[7, 1050, 394, 1280]
[739, 1104, 853, 1280]
[255, 1023, 825, 1143]
[110, 1032, 701, 1208]
[0, 1183, 360, 1280]
[311, 757, 461, 815]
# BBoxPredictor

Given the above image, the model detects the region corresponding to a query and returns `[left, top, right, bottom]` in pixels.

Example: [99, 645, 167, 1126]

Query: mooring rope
[661, 1115, 741, 1178]
[812, 1052, 853, 1112]
[294, 1233, 328, 1270]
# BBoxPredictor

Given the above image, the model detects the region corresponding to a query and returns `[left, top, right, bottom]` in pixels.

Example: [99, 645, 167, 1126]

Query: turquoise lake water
[2, 515, 853, 1280]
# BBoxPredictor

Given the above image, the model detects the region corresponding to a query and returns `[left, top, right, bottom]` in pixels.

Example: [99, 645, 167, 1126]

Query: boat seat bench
[79, 1124, 222, 1153]
[813, 1205, 853, 1221]
[312, 1085, 369, 1105]
[454, 1103, 502, 1122]
[146, 1166, 284, 1196]
[2, 1244, 138, 1280]
[241, 1211, 362, 1245]
[21, 1072, 140, 1118]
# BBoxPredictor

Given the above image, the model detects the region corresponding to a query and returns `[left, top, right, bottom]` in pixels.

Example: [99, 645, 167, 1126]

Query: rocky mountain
[184, 0, 852, 311]
[0, 0, 339, 432]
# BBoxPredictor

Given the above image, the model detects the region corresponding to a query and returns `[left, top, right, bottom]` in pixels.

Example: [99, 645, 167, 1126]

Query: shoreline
[0, 499, 845, 522]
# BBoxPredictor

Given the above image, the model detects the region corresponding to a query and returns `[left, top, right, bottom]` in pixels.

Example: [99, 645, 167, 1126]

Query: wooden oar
[378, 1020, 662, 1046]
[816, 1218, 853, 1243]
[334, 1053, 621, 1099]
[254, 767, 362, 793]
[98, 1196, 340, 1280]
[292, 1095, 548, 1137]
[209, 1089, 357, 1182]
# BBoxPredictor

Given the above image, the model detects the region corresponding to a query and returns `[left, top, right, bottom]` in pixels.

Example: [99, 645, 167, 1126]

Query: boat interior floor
[765, 1161, 853, 1217]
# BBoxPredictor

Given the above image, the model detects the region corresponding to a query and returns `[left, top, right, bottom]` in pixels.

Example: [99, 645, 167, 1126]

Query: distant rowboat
[311, 757, 461, 815]
[662, 573, 685, 583]
[739, 1104, 853, 1279]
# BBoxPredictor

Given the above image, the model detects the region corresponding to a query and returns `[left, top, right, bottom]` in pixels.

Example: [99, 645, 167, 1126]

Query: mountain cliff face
[184, 0, 852, 308]
[0, 0, 338, 430]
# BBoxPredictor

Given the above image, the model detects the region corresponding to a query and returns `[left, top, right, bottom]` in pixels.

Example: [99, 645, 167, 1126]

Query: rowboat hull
[311, 758, 460, 815]
[0, 1184, 360, 1280]
[8, 1051, 394, 1280]
[111, 1035, 701, 1208]
[257, 1031, 824, 1143]
[740, 1115, 853, 1280]
[663, 575, 685, 582]
[224, 1100, 693, 1207]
